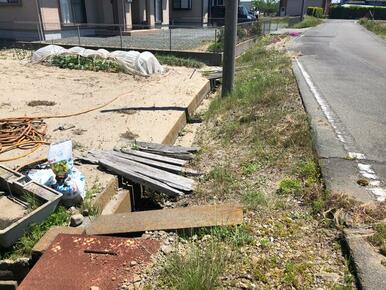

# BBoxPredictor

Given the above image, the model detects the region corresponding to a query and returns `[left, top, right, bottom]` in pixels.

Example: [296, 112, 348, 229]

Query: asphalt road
[292, 20, 386, 202]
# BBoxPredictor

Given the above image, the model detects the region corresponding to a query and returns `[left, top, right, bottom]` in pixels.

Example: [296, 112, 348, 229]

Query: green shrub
[307, 7, 324, 18]
[329, 5, 386, 20]
[293, 16, 323, 28]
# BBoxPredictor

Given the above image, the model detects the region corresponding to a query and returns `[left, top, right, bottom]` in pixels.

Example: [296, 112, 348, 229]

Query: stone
[130, 261, 137, 267]
[90, 287, 100, 290]
[70, 214, 84, 227]
[236, 281, 248, 289]
[132, 274, 141, 283]
[82, 208, 89, 217]
[161, 245, 173, 255]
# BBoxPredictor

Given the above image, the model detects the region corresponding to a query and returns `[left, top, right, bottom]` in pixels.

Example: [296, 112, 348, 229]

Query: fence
[0, 17, 301, 53]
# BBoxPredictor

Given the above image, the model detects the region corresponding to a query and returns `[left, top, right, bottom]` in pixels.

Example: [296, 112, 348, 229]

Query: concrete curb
[343, 228, 386, 290]
[292, 61, 374, 203]
[293, 60, 386, 289]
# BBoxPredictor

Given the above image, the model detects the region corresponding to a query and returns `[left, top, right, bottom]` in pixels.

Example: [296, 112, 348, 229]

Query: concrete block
[0, 280, 17, 290]
[101, 189, 131, 215]
[32, 226, 85, 257]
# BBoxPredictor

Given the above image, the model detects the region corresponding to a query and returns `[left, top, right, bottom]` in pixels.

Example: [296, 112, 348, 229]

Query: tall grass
[359, 18, 386, 40]
[160, 242, 227, 290]
[293, 16, 323, 28]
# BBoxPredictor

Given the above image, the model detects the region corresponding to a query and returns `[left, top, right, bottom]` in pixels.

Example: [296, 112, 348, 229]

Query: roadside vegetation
[293, 15, 323, 28]
[148, 36, 356, 289]
[359, 18, 386, 40]
[156, 55, 205, 68]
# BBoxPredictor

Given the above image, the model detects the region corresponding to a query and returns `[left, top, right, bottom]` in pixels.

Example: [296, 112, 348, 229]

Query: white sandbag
[32, 44, 163, 76]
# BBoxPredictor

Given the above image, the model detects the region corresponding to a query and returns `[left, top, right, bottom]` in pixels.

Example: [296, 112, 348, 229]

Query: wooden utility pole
[221, 0, 238, 97]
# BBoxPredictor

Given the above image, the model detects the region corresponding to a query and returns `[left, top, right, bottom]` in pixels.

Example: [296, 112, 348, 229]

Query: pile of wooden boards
[79, 142, 200, 197]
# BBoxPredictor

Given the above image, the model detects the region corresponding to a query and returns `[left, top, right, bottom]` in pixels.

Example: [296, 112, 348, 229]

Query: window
[212, 0, 224, 6]
[0, 0, 21, 5]
[59, 0, 86, 24]
[173, 0, 192, 10]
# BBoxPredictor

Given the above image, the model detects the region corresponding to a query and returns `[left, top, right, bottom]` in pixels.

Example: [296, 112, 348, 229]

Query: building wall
[0, 0, 39, 31]
[170, 0, 204, 25]
[286, 0, 324, 16]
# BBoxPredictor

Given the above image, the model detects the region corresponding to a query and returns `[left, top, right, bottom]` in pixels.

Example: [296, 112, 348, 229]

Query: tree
[253, 0, 279, 15]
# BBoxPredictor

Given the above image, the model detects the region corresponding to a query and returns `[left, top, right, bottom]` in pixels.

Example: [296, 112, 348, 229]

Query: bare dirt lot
[0, 50, 209, 188]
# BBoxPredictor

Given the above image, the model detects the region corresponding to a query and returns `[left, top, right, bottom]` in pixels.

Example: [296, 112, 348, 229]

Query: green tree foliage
[253, 0, 279, 15]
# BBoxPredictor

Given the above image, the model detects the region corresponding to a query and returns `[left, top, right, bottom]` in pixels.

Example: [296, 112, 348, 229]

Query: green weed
[283, 261, 312, 288]
[368, 223, 386, 256]
[160, 242, 226, 290]
[277, 178, 302, 195]
[242, 191, 267, 209]
[0, 206, 70, 260]
[80, 182, 101, 216]
[156, 55, 205, 68]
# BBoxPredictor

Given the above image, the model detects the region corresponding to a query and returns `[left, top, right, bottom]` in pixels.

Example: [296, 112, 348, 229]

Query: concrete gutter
[343, 228, 386, 290]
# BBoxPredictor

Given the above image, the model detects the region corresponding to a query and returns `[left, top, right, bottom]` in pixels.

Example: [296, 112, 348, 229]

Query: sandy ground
[0, 51, 208, 189]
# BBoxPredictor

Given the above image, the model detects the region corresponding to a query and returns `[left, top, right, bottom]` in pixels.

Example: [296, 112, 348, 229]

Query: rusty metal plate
[19, 234, 160, 290]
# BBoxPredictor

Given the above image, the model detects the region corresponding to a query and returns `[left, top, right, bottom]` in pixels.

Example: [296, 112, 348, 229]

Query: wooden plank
[100, 153, 195, 192]
[136, 141, 200, 153]
[99, 159, 184, 197]
[138, 150, 194, 160]
[120, 148, 188, 166]
[86, 203, 243, 235]
[111, 151, 200, 176]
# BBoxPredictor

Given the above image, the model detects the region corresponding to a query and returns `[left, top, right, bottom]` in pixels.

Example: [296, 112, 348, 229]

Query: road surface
[292, 20, 386, 202]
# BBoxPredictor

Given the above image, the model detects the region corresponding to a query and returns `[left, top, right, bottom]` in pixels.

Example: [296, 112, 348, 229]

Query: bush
[293, 16, 323, 28]
[329, 5, 386, 20]
[307, 7, 324, 18]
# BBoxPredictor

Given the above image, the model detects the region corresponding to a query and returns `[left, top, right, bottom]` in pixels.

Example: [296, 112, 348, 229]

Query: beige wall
[0, 0, 39, 30]
[170, 0, 203, 25]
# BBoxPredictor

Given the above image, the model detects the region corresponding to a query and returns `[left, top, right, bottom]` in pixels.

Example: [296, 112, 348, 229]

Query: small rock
[111, 277, 116, 281]
[132, 274, 141, 283]
[90, 287, 100, 290]
[82, 208, 89, 216]
[70, 214, 84, 227]
[236, 281, 248, 289]
[134, 282, 141, 290]
[161, 245, 173, 255]
[130, 261, 137, 267]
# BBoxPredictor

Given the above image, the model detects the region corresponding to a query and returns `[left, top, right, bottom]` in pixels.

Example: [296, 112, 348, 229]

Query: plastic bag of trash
[28, 140, 85, 205]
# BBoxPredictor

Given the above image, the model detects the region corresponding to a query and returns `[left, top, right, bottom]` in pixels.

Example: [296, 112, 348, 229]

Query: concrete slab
[344, 228, 386, 290]
[0, 197, 26, 230]
[101, 189, 131, 215]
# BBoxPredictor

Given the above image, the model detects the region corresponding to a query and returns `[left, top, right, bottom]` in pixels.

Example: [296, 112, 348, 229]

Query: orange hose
[0, 93, 125, 162]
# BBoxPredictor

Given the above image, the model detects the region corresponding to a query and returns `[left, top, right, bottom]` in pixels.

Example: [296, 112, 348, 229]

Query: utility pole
[221, 0, 238, 97]
[300, 0, 306, 21]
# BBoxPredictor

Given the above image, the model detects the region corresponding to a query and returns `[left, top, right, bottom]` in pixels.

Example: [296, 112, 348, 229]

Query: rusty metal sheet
[19, 234, 160, 290]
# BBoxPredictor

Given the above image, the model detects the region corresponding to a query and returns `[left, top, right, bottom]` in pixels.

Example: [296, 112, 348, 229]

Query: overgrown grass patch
[292, 16, 323, 28]
[359, 18, 386, 40]
[158, 242, 227, 290]
[156, 54, 205, 68]
[368, 223, 386, 256]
